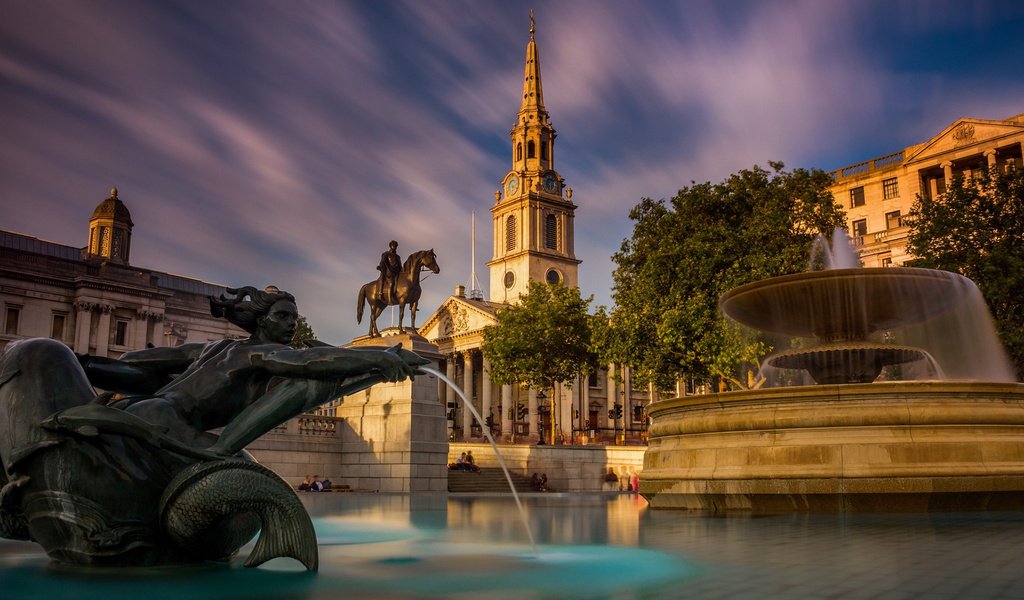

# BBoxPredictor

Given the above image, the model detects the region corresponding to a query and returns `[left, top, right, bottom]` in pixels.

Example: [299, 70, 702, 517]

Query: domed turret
[87, 187, 133, 265]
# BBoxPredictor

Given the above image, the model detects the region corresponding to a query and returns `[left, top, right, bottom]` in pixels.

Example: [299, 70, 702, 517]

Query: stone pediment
[905, 117, 1024, 164]
[419, 296, 504, 342]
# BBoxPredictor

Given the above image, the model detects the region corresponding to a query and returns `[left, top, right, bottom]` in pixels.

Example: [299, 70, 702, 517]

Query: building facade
[830, 113, 1024, 267]
[421, 16, 651, 446]
[0, 187, 244, 357]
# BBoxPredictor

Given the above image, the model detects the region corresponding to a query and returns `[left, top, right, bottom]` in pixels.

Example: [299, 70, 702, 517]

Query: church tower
[488, 12, 580, 303]
[86, 186, 133, 265]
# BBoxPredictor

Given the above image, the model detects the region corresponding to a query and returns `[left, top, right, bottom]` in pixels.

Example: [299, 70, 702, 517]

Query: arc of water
[422, 366, 538, 556]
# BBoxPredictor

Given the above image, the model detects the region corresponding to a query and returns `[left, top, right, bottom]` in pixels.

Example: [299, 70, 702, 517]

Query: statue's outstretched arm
[251, 344, 427, 382]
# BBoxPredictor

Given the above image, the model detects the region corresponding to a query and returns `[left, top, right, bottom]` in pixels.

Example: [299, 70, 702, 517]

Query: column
[462, 350, 474, 440]
[985, 149, 997, 170]
[94, 305, 113, 357]
[501, 384, 512, 438]
[942, 161, 953, 186]
[623, 365, 633, 432]
[73, 302, 92, 353]
[528, 387, 538, 437]
[445, 354, 456, 414]
[481, 355, 492, 433]
[134, 310, 150, 350]
[606, 363, 617, 434]
[581, 373, 591, 439]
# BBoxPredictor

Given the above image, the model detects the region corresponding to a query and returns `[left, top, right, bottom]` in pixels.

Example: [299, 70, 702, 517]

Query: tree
[610, 162, 846, 391]
[905, 166, 1024, 377]
[289, 314, 318, 349]
[482, 281, 598, 390]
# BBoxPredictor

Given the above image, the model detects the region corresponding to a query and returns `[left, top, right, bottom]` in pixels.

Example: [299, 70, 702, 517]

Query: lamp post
[535, 389, 545, 444]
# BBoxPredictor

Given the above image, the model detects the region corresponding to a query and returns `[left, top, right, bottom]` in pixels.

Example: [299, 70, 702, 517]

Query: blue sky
[2, 0, 1023, 343]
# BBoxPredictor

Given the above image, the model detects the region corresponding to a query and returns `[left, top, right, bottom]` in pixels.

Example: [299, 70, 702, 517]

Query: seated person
[298, 474, 313, 491]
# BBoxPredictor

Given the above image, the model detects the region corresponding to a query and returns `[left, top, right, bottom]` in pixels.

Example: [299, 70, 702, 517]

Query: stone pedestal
[334, 329, 448, 492]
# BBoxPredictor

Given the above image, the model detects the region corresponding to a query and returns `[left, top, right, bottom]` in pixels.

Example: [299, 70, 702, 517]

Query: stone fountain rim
[719, 266, 970, 337]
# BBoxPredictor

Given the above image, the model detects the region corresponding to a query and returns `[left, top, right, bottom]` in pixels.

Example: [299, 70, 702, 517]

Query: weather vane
[530, 9, 535, 38]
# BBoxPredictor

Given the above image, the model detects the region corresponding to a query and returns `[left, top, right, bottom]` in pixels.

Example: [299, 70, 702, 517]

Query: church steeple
[511, 9, 554, 175]
[489, 10, 580, 304]
[519, 9, 547, 120]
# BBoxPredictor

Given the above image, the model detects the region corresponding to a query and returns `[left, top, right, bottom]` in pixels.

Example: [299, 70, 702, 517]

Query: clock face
[504, 271, 515, 289]
[546, 269, 560, 284]
[507, 175, 519, 195]
[543, 175, 558, 193]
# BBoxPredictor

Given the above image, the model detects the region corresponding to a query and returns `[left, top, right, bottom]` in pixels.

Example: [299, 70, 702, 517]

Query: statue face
[259, 300, 298, 344]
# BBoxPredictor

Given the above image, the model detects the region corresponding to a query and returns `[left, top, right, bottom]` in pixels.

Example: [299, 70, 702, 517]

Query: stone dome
[90, 187, 134, 227]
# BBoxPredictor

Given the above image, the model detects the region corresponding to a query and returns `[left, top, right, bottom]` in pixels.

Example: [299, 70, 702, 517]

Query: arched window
[506, 215, 517, 251]
[527, 140, 536, 159]
[516, 143, 523, 162]
[545, 214, 558, 250]
[541, 139, 548, 161]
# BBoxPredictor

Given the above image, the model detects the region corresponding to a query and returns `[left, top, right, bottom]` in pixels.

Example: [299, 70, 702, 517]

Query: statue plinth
[336, 331, 447, 492]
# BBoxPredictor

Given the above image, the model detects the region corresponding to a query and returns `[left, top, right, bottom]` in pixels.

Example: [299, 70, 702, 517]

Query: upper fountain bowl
[719, 267, 971, 341]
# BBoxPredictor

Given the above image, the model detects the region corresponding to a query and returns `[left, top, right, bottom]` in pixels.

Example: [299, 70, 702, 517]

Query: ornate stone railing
[297, 415, 341, 436]
[831, 150, 904, 180]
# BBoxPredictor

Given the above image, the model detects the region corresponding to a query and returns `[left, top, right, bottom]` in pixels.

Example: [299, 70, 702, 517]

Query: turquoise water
[3, 493, 1024, 599]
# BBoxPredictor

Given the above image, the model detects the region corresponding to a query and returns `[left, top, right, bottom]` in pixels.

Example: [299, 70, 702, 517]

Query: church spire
[519, 9, 546, 119]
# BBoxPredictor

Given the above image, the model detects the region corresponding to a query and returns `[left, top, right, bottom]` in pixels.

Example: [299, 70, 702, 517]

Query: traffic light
[517, 404, 528, 420]
[613, 403, 623, 419]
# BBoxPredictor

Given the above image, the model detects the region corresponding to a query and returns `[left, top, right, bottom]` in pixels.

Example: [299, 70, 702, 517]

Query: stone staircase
[447, 468, 538, 493]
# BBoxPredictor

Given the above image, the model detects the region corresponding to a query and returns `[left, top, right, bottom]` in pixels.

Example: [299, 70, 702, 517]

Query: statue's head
[389, 240, 398, 250]
[210, 286, 297, 344]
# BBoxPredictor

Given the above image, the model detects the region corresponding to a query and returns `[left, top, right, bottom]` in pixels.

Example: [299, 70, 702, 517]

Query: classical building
[0, 187, 244, 356]
[830, 113, 1024, 267]
[420, 16, 651, 445]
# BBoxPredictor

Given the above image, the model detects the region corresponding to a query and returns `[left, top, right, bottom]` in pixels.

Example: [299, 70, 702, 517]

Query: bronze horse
[357, 249, 440, 336]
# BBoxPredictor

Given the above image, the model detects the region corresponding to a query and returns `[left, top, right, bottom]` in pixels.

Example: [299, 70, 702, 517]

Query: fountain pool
[4, 493, 1024, 599]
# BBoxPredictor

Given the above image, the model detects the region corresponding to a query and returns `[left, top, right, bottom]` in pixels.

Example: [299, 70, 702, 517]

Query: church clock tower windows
[488, 12, 580, 303]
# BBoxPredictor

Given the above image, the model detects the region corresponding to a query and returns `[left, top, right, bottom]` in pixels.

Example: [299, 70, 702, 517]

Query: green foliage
[482, 281, 598, 389]
[905, 166, 1024, 378]
[289, 314, 318, 349]
[610, 162, 846, 390]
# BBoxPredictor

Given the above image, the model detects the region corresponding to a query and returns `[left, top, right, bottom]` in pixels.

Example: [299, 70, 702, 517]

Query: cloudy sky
[2, 0, 1023, 343]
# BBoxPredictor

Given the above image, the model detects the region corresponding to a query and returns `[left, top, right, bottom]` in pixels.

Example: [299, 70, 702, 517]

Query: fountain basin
[641, 381, 1024, 512]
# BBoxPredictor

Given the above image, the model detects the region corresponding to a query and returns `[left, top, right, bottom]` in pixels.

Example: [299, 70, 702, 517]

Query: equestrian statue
[357, 245, 440, 337]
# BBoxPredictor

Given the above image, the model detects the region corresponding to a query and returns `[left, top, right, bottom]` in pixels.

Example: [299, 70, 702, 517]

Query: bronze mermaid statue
[0, 286, 425, 571]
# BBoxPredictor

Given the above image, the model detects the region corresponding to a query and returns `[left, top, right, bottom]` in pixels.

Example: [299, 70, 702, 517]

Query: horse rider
[377, 240, 402, 304]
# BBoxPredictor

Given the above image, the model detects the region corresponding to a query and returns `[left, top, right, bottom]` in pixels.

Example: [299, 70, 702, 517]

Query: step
[447, 469, 542, 493]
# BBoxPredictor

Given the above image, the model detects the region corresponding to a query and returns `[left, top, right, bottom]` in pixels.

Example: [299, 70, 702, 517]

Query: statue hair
[209, 286, 296, 334]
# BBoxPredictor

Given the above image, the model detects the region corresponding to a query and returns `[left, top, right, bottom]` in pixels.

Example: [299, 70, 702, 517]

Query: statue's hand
[376, 344, 424, 382]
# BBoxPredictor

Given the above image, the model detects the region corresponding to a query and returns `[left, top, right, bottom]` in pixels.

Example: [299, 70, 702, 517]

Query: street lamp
[536, 389, 546, 444]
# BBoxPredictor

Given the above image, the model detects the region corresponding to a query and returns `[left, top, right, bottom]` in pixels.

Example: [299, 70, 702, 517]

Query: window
[882, 178, 898, 200]
[516, 143, 522, 162]
[885, 210, 902, 230]
[4, 306, 20, 335]
[527, 140, 536, 159]
[545, 269, 561, 284]
[51, 313, 66, 340]
[505, 215, 516, 251]
[851, 219, 867, 242]
[541, 139, 548, 161]
[114, 319, 129, 346]
[588, 372, 599, 387]
[850, 186, 865, 207]
[882, 257, 893, 268]
[545, 214, 558, 250]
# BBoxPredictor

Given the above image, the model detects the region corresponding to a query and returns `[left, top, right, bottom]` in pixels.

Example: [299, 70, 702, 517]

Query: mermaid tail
[160, 459, 318, 570]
